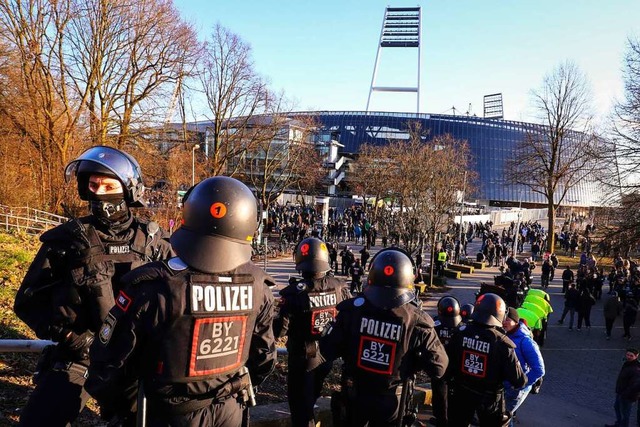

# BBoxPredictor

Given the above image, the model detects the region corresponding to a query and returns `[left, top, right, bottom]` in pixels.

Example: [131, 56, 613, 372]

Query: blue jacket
[506, 322, 545, 387]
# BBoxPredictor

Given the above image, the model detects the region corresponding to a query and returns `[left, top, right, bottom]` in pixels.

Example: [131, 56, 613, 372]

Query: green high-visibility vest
[517, 307, 543, 330]
[527, 289, 550, 302]
[525, 294, 553, 315]
[522, 302, 547, 320]
[438, 252, 447, 262]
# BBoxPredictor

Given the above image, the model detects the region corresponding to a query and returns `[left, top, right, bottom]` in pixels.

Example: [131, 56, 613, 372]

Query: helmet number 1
[210, 202, 227, 218]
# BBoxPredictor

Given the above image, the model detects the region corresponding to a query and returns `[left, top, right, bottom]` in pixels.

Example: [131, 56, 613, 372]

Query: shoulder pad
[336, 298, 357, 311]
[264, 274, 277, 289]
[414, 309, 435, 328]
[167, 257, 188, 272]
[40, 218, 87, 244]
[120, 261, 168, 287]
[279, 283, 301, 297]
[434, 319, 442, 327]
[496, 330, 517, 349]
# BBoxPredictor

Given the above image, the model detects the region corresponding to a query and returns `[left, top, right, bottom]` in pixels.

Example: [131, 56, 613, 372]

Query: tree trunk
[548, 200, 556, 252]
[429, 229, 436, 288]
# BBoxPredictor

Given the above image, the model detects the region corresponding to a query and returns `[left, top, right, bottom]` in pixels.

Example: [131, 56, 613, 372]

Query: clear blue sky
[176, 0, 639, 124]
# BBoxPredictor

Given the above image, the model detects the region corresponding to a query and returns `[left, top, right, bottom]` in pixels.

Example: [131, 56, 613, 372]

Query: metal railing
[0, 339, 289, 355]
[0, 205, 66, 234]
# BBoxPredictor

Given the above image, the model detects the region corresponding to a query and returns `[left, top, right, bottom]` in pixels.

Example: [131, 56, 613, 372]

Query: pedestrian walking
[576, 287, 596, 331]
[431, 296, 462, 427]
[502, 308, 545, 427]
[623, 293, 639, 341]
[604, 292, 623, 340]
[558, 283, 580, 329]
[446, 293, 527, 426]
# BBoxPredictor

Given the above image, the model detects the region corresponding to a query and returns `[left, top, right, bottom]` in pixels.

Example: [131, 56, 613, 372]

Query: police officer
[86, 176, 277, 426]
[319, 249, 449, 426]
[446, 293, 527, 427]
[460, 303, 475, 324]
[432, 296, 462, 427]
[274, 237, 351, 427]
[14, 146, 173, 426]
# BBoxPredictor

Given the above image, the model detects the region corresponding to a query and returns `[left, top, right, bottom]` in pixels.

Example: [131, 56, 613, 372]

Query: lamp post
[192, 144, 200, 186]
[512, 190, 523, 256]
[457, 171, 467, 263]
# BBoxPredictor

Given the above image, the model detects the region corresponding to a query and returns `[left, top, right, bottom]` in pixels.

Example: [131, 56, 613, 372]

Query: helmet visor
[65, 146, 143, 189]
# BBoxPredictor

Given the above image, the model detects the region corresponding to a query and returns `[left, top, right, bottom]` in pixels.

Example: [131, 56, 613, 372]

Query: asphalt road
[261, 234, 627, 426]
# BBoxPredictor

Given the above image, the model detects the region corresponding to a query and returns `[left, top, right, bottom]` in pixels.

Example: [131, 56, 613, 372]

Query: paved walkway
[262, 235, 627, 427]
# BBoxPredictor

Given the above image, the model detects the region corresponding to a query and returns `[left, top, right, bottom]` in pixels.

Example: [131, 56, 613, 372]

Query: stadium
[302, 110, 605, 208]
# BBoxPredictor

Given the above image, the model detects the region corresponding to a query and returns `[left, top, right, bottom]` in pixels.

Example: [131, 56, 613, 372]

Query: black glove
[63, 331, 95, 360]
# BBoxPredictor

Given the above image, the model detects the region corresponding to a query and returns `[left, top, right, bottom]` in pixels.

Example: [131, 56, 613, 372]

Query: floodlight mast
[366, 6, 422, 114]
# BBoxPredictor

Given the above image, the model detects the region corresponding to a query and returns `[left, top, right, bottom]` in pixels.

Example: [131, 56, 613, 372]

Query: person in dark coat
[605, 348, 640, 427]
[14, 146, 174, 426]
[557, 282, 580, 330]
[604, 292, 623, 340]
[576, 287, 596, 331]
[623, 294, 639, 341]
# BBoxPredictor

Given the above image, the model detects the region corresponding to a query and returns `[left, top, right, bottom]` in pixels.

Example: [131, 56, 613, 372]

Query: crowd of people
[12, 144, 640, 427]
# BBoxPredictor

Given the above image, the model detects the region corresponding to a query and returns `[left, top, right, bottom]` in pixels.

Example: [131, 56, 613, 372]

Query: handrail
[0, 339, 289, 355]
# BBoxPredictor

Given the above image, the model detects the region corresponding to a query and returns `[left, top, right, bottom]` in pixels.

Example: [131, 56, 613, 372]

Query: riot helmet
[364, 248, 415, 309]
[294, 237, 330, 274]
[460, 303, 475, 322]
[65, 146, 145, 207]
[471, 293, 507, 327]
[170, 176, 258, 273]
[437, 296, 462, 328]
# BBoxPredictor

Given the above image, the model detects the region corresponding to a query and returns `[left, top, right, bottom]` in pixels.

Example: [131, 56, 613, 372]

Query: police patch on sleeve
[167, 257, 188, 271]
[116, 291, 132, 312]
[99, 313, 117, 345]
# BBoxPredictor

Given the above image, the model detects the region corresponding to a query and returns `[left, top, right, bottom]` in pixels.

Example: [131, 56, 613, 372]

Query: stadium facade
[301, 110, 605, 208]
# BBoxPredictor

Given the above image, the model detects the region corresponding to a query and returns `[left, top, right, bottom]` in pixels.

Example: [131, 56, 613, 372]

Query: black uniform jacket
[85, 258, 277, 405]
[14, 215, 172, 348]
[274, 275, 351, 369]
[446, 321, 527, 394]
[319, 297, 448, 392]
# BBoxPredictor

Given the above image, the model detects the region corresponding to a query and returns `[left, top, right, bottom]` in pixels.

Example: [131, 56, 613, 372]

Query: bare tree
[350, 143, 392, 224]
[198, 23, 272, 176]
[351, 123, 472, 285]
[607, 37, 640, 193]
[240, 115, 323, 208]
[0, 0, 88, 209]
[505, 61, 601, 251]
[66, 0, 200, 148]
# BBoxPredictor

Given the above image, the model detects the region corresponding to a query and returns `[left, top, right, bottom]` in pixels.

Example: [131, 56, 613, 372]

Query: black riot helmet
[437, 296, 462, 328]
[295, 237, 330, 274]
[64, 146, 145, 207]
[170, 176, 258, 273]
[460, 303, 475, 322]
[364, 248, 416, 309]
[471, 293, 507, 327]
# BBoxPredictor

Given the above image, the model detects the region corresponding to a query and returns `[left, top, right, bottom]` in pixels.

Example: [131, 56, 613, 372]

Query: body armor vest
[281, 276, 345, 347]
[38, 216, 164, 333]
[434, 322, 456, 347]
[147, 262, 266, 395]
[342, 298, 419, 392]
[450, 323, 513, 393]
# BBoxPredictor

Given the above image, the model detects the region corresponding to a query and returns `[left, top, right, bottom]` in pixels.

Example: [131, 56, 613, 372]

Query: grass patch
[0, 231, 39, 339]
